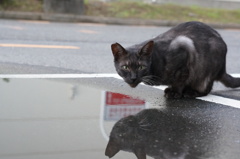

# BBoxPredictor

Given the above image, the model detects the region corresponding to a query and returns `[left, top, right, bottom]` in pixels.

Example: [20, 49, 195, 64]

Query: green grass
[85, 1, 240, 24]
[1, 0, 240, 24]
[0, 0, 42, 12]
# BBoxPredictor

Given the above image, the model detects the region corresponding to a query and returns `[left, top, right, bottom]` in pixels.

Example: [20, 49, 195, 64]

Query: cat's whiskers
[141, 75, 161, 86]
[139, 123, 153, 127]
[139, 127, 154, 131]
[138, 116, 148, 124]
[138, 117, 155, 131]
[139, 124, 155, 131]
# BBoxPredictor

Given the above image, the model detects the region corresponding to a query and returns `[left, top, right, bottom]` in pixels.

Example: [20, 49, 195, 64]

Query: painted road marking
[7, 26, 24, 30]
[79, 29, 100, 34]
[0, 44, 79, 49]
[0, 73, 239, 109]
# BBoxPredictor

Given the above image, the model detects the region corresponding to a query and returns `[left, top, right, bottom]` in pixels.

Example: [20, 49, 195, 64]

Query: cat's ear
[111, 43, 127, 60]
[139, 41, 154, 57]
[105, 137, 120, 158]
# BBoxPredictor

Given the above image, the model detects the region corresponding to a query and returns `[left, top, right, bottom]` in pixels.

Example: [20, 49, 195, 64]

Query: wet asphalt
[64, 76, 240, 159]
[0, 78, 239, 159]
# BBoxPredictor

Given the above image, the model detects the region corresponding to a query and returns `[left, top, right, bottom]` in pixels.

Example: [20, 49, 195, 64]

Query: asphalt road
[0, 19, 239, 74]
[0, 19, 239, 94]
[0, 19, 239, 159]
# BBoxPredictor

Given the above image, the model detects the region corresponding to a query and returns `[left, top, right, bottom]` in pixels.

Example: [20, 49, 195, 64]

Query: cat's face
[111, 41, 154, 88]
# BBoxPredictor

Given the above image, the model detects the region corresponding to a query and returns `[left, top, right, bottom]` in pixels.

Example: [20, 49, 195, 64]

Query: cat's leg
[163, 48, 189, 99]
[164, 85, 185, 99]
[182, 88, 203, 98]
[183, 82, 213, 98]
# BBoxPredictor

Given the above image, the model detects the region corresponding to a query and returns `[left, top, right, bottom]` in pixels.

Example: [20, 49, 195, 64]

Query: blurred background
[0, 0, 240, 24]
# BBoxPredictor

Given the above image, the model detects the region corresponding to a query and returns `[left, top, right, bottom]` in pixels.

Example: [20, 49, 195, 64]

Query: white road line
[201, 74, 240, 108]
[152, 85, 240, 109]
[0, 73, 240, 109]
[231, 73, 240, 78]
[153, 73, 240, 109]
[198, 95, 240, 109]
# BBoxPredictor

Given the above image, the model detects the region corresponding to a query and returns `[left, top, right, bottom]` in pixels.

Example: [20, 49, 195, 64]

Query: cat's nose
[131, 73, 137, 81]
[131, 77, 137, 81]
[130, 77, 137, 85]
[130, 78, 137, 83]
[129, 73, 138, 87]
[129, 79, 138, 88]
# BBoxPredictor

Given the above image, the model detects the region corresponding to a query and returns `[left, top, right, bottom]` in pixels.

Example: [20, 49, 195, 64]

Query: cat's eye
[122, 65, 130, 70]
[138, 65, 147, 70]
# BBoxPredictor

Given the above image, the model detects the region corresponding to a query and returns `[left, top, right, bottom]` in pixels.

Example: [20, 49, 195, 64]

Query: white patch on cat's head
[170, 36, 196, 52]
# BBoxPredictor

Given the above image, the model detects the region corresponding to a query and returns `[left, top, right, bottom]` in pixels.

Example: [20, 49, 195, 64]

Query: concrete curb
[1, 11, 240, 29]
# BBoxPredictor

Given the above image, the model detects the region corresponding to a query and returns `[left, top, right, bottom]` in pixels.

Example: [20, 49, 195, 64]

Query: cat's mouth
[123, 78, 141, 88]
[129, 83, 138, 88]
[128, 81, 140, 88]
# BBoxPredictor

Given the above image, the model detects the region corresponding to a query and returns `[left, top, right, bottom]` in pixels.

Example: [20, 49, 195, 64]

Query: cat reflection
[105, 109, 212, 159]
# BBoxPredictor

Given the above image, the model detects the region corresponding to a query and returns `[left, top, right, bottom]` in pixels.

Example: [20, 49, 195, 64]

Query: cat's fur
[111, 21, 240, 98]
[105, 109, 213, 159]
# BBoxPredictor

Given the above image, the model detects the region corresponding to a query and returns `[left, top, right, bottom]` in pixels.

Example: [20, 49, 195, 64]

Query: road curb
[1, 11, 240, 29]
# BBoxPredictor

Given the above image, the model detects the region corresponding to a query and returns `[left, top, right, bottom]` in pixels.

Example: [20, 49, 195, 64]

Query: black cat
[111, 21, 240, 98]
[105, 109, 215, 159]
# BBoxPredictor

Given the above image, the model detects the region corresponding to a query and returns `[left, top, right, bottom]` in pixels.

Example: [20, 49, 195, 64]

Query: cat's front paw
[164, 87, 182, 99]
[183, 88, 205, 98]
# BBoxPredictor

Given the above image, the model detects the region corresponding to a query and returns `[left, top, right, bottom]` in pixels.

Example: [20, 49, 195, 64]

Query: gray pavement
[0, 19, 239, 74]
[0, 19, 169, 73]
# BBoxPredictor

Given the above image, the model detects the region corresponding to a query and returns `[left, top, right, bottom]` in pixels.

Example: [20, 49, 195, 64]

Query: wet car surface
[0, 77, 239, 159]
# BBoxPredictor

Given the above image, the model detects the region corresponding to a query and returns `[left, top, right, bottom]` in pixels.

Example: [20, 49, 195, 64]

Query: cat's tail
[220, 73, 240, 88]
